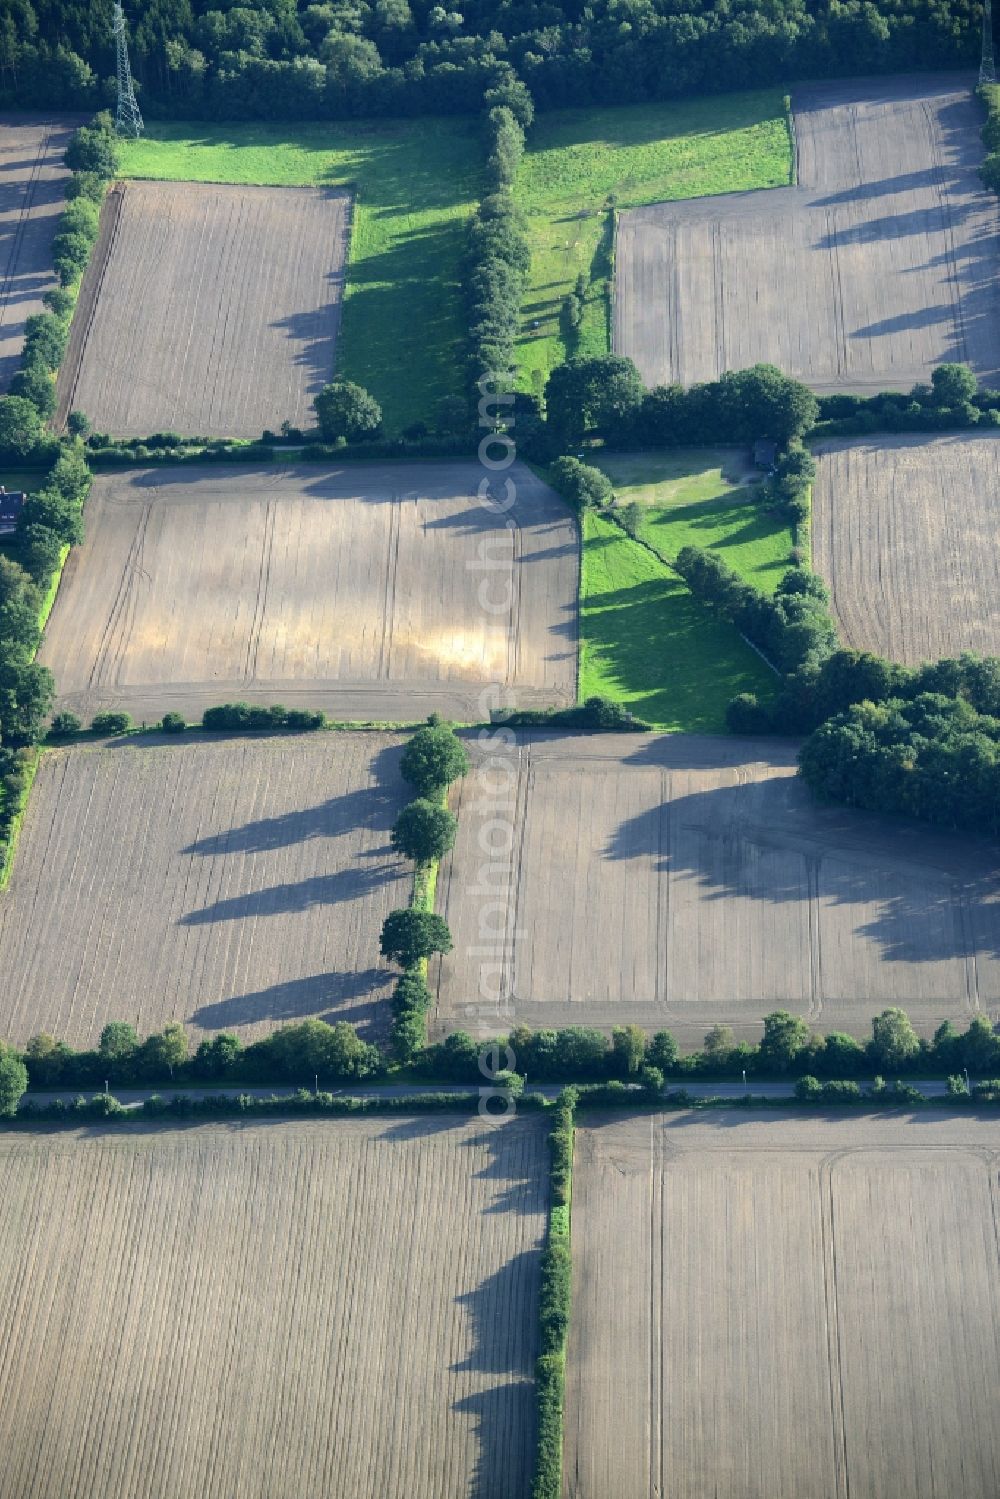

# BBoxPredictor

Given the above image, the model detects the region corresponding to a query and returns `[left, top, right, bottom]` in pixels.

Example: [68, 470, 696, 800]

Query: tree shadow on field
[188, 967, 390, 1034]
[603, 760, 1000, 968]
[178, 857, 402, 926]
[449, 1120, 547, 1499]
[809, 167, 961, 209]
[271, 272, 346, 397]
[182, 741, 404, 857]
[451, 1263, 539, 1499]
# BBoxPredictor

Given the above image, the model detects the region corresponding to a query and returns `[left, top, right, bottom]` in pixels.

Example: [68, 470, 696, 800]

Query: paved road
[19, 1078, 957, 1110]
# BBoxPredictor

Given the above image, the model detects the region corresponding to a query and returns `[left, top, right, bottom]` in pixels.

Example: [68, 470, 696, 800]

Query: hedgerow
[531, 1086, 576, 1499]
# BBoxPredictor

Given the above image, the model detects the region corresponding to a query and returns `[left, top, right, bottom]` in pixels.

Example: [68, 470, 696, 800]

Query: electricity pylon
[113, 2, 144, 139]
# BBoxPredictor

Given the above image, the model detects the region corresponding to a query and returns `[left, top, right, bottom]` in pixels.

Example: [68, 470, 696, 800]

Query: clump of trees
[798, 693, 1000, 836]
[735, 644, 1000, 738]
[313, 380, 383, 443]
[547, 455, 613, 511]
[543, 357, 818, 450]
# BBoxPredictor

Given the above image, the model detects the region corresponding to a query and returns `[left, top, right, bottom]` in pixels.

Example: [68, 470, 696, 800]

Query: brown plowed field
[0, 114, 78, 390]
[566, 1112, 1000, 1499]
[432, 732, 1000, 1044]
[39, 461, 578, 725]
[55, 179, 350, 438]
[0, 735, 410, 1047]
[614, 75, 1000, 392]
[813, 431, 1000, 663]
[0, 1116, 545, 1499]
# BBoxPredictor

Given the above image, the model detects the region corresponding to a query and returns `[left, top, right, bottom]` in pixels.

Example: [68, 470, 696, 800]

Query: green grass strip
[36, 543, 70, 631]
[514, 91, 792, 394]
[0, 748, 41, 893]
[580, 512, 777, 731]
[117, 120, 481, 434]
[595, 449, 794, 594]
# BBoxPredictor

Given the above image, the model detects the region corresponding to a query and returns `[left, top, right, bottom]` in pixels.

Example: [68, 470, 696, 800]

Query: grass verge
[515, 91, 792, 393]
[580, 512, 776, 731]
[596, 449, 794, 593]
[116, 119, 481, 434]
[0, 747, 40, 892]
[36, 543, 70, 631]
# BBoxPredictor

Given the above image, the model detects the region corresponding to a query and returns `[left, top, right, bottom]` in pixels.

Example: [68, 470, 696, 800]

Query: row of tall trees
[0, 0, 979, 119]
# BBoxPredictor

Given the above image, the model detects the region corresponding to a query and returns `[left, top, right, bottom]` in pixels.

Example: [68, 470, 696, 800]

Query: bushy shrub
[64, 115, 118, 178]
[160, 711, 186, 732]
[548, 454, 612, 511]
[90, 710, 132, 735]
[0, 395, 43, 457]
[49, 710, 82, 736]
[200, 702, 323, 732]
[9, 359, 56, 418]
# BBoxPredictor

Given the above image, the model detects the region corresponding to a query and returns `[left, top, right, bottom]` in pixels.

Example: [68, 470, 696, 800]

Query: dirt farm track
[55, 179, 351, 438]
[39, 461, 578, 724]
[0, 1117, 545, 1499]
[566, 1112, 1000, 1499]
[614, 75, 1000, 392]
[433, 732, 1000, 1043]
[813, 431, 1000, 663]
[0, 115, 76, 391]
[0, 735, 411, 1048]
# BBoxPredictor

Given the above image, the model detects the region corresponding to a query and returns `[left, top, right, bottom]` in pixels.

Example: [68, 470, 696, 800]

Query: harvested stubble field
[566, 1112, 1000, 1499]
[0, 1116, 546, 1499]
[40, 461, 577, 724]
[55, 179, 350, 438]
[813, 431, 1000, 663]
[0, 735, 410, 1047]
[615, 75, 1000, 392]
[432, 732, 1000, 1044]
[0, 114, 77, 390]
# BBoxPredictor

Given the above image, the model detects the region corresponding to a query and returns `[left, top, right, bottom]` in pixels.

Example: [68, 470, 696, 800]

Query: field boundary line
[54, 180, 124, 429]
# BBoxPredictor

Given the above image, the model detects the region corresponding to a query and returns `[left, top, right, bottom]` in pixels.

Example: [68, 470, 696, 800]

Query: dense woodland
[0, 0, 981, 118]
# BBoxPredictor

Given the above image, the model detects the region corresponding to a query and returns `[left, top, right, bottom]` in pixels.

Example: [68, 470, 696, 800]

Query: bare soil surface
[55, 180, 350, 437]
[0, 735, 410, 1047]
[813, 431, 1000, 662]
[0, 1116, 545, 1499]
[432, 731, 1000, 1044]
[39, 461, 577, 724]
[0, 114, 78, 390]
[615, 75, 1000, 392]
[566, 1112, 1000, 1499]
